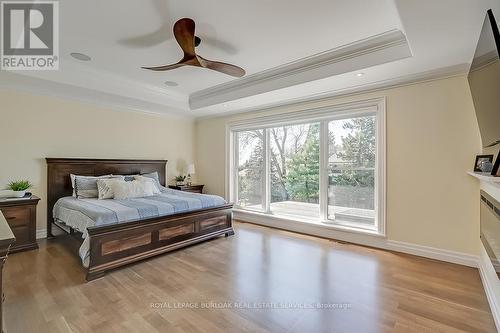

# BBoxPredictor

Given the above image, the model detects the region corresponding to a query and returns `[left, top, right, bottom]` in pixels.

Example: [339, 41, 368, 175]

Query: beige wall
[195, 76, 483, 255]
[0, 76, 483, 255]
[0, 91, 195, 231]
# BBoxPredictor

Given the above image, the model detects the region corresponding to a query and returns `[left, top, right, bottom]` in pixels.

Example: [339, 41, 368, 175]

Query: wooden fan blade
[141, 62, 185, 71]
[174, 18, 196, 57]
[197, 56, 245, 77]
[142, 56, 203, 71]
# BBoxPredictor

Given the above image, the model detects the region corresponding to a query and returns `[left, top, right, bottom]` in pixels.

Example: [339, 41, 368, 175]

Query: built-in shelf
[467, 171, 500, 183]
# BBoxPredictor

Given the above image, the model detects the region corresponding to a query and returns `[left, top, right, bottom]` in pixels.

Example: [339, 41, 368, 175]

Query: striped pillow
[70, 174, 112, 197]
[139, 172, 163, 192]
[141, 171, 160, 182]
[133, 176, 161, 195]
[74, 175, 122, 199]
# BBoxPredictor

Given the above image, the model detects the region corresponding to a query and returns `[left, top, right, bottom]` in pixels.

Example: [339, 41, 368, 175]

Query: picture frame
[492, 153, 500, 177]
[474, 154, 494, 172]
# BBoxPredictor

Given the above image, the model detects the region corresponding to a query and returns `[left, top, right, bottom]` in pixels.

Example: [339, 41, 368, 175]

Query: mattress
[53, 188, 227, 267]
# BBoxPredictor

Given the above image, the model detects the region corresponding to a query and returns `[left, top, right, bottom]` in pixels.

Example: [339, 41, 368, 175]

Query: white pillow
[112, 180, 156, 200]
[96, 178, 123, 200]
[133, 175, 161, 195]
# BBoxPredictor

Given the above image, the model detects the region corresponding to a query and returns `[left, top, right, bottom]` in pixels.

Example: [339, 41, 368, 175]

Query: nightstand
[169, 184, 204, 194]
[0, 195, 39, 253]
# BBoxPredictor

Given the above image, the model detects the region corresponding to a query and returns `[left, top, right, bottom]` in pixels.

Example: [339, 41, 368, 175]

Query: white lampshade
[187, 164, 196, 175]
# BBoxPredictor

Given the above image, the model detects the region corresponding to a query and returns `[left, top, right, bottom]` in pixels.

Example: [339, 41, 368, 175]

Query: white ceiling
[0, 0, 498, 117]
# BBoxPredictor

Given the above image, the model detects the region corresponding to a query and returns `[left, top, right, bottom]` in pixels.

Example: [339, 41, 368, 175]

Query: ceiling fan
[141, 18, 245, 78]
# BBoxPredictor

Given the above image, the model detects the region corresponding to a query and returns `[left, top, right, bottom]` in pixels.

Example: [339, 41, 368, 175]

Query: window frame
[226, 97, 386, 236]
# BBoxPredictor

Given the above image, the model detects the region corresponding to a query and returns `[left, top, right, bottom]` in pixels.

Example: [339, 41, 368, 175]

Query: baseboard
[234, 210, 478, 268]
[478, 244, 500, 331]
[36, 228, 47, 239]
[385, 240, 478, 267]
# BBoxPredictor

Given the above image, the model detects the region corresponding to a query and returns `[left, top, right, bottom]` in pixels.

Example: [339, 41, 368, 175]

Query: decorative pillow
[96, 178, 124, 200]
[111, 180, 156, 200]
[141, 171, 159, 182]
[70, 174, 112, 197]
[138, 172, 163, 192]
[133, 175, 161, 195]
[74, 175, 121, 198]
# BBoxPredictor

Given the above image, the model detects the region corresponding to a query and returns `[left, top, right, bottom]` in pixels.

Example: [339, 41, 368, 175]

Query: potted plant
[175, 175, 186, 186]
[6, 180, 33, 198]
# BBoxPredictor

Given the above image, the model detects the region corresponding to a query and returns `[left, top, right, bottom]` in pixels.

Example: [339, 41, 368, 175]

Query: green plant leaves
[6, 180, 33, 191]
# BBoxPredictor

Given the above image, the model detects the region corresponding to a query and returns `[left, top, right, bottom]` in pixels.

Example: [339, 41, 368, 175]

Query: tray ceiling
[0, 0, 498, 117]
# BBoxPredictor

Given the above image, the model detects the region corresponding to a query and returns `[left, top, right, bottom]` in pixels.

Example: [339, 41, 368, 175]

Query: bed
[46, 158, 234, 281]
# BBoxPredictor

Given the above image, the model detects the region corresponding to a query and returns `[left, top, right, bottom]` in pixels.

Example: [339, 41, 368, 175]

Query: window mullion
[319, 121, 329, 222]
[263, 128, 271, 213]
[233, 132, 239, 205]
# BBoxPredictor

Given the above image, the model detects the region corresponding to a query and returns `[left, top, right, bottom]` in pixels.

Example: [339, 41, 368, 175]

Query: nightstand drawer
[11, 225, 30, 245]
[168, 185, 204, 194]
[0, 206, 30, 227]
[184, 189, 203, 193]
[0, 196, 39, 253]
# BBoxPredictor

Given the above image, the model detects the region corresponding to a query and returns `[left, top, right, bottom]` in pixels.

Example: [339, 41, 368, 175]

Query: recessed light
[164, 81, 178, 87]
[356, 72, 365, 77]
[70, 52, 91, 61]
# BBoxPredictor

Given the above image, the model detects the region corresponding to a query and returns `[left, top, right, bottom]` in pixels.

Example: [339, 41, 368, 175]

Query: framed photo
[492, 153, 500, 177]
[474, 154, 494, 172]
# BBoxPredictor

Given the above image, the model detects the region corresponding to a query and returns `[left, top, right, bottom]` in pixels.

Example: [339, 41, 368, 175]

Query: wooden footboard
[86, 204, 233, 281]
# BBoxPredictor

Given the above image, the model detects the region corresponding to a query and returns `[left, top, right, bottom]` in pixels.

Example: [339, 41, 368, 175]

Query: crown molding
[0, 72, 193, 120]
[195, 63, 468, 121]
[1, 62, 468, 122]
[13, 59, 188, 107]
[189, 29, 412, 109]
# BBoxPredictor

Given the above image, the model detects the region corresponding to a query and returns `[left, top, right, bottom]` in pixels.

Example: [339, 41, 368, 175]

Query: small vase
[176, 181, 185, 186]
[12, 190, 25, 198]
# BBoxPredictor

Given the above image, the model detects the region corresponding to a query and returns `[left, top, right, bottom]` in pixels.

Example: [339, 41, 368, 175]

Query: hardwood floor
[2, 221, 496, 333]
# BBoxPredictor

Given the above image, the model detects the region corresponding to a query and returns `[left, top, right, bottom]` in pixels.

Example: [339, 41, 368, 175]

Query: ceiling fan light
[164, 81, 178, 87]
[70, 52, 91, 61]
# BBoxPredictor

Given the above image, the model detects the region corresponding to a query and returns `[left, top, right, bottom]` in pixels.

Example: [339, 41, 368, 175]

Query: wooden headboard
[45, 158, 167, 237]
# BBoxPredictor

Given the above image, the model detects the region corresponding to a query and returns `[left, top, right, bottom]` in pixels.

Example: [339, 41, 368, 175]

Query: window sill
[233, 208, 385, 238]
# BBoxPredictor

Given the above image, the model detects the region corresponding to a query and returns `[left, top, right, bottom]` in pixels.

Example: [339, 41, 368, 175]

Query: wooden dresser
[0, 211, 15, 332]
[169, 184, 204, 193]
[0, 196, 39, 253]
